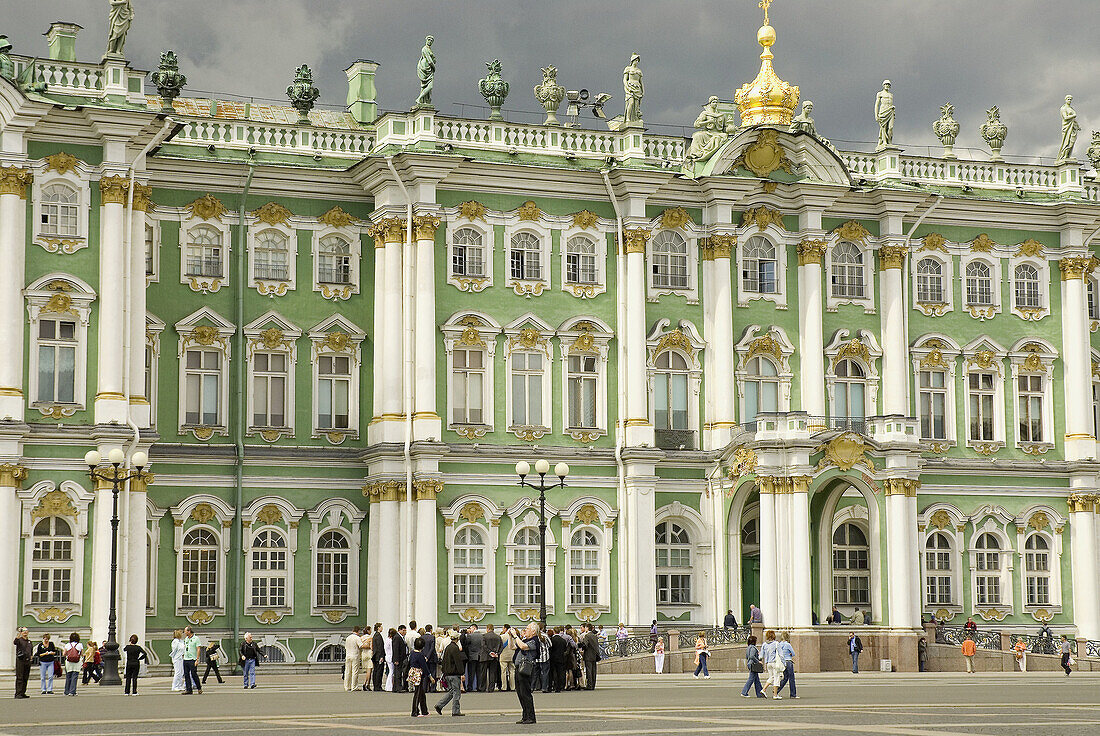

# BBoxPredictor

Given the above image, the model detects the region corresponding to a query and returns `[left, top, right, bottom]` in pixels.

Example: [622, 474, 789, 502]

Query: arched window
[512, 527, 542, 607]
[180, 527, 219, 609]
[41, 183, 79, 237]
[316, 643, 346, 662]
[569, 528, 600, 606]
[653, 351, 689, 430]
[743, 356, 779, 423]
[453, 526, 486, 605]
[742, 235, 777, 294]
[651, 231, 689, 289]
[831, 242, 864, 298]
[916, 258, 944, 303]
[965, 262, 993, 306]
[254, 230, 290, 281]
[924, 532, 953, 605]
[452, 227, 485, 277]
[262, 645, 286, 663]
[1014, 264, 1041, 309]
[318, 235, 352, 284]
[974, 532, 1001, 605]
[832, 523, 870, 607]
[510, 232, 542, 280]
[741, 517, 759, 549]
[1024, 534, 1051, 606]
[565, 235, 598, 285]
[655, 521, 691, 604]
[315, 530, 350, 607]
[834, 359, 867, 424]
[918, 368, 948, 440]
[30, 517, 74, 604]
[186, 225, 223, 278]
[250, 529, 288, 608]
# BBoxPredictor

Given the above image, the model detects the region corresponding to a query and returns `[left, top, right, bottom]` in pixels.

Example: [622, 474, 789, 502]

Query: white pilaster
[373, 219, 405, 443]
[710, 236, 736, 443]
[796, 238, 826, 422]
[0, 167, 30, 420]
[624, 455, 657, 625]
[1059, 256, 1096, 461]
[757, 484, 777, 626]
[413, 216, 441, 440]
[365, 487, 380, 624]
[878, 240, 909, 416]
[623, 229, 653, 447]
[369, 240, 386, 441]
[788, 480, 813, 627]
[413, 481, 439, 624]
[1069, 493, 1100, 640]
[128, 185, 151, 427]
[375, 483, 401, 625]
[884, 479, 919, 628]
[95, 176, 129, 424]
[0, 464, 25, 670]
[122, 475, 149, 646]
[89, 476, 114, 644]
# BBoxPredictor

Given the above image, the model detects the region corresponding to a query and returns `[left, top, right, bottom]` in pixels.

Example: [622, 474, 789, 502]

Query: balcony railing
[805, 416, 868, 434]
[185, 258, 223, 278]
[318, 266, 351, 284]
[254, 263, 289, 281]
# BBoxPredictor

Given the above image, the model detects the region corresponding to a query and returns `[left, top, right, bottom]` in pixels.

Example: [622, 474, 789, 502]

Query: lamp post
[84, 448, 148, 687]
[514, 459, 568, 630]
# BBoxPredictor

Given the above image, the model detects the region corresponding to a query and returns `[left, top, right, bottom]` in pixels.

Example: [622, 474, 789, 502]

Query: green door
[742, 554, 760, 624]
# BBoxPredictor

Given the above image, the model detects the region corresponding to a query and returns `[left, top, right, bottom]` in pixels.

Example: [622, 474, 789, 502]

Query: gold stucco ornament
[733, 130, 796, 178]
[735, 0, 799, 127]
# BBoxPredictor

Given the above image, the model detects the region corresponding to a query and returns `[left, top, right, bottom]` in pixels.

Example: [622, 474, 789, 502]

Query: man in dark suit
[848, 632, 863, 674]
[723, 610, 738, 628]
[393, 625, 410, 691]
[422, 625, 438, 690]
[579, 623, 600, 690]
[482, 624, 503, 692]
[549, 628, 569, 692]
[370, 623, 386, 691]
[464, 624, 482, 693]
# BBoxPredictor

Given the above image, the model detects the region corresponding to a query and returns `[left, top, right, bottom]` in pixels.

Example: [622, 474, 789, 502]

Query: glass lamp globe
[515, 461, 530, 477]
[84, 450, 101, 468]
[108, 448, 126, 465]
[534, 459, 550, 475]
[555, 462, 569, 478]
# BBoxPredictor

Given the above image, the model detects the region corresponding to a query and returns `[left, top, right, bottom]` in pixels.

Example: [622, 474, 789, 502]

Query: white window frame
[505, 518, 557, 616]
[960, 254, 1002, 320]
[824, 329, 882, 425]
[248, 222, 297, 296]
[32, 164, 90, 253]
[646, 320, 704, 439]
[1087, 276, 1099, 331]
[170, 495, 234, 620]
[559, 498, 616, 619]
[910, 336, 960, 448]
[917, 504, 966, 619]
[968, 524, 1012, 613]
[19, 480, 93, 622]
[442, 314, 500, 437]
[825, 238, 876, 313]
[307, 498, 365, 621]
[961, 340, 1007, 453]
[448, 223, 493, 292]
[830, 519, 872, 609]
[175, 307, 235, 440]
[560, 225, 607, 299]
[442, 496, 502, 618]
[244, 312, 301, 441]
[26, 275, 95, 417]
[311, 223, 361, 301]
[647, 229, 699, 303]
[146, 499, 166, 615]
[309, 315, 365, 442]
[503, 316, 553, 440]
[180, 216, 232, 294]
[922, 531, 956, 608]
[733, 325, 795, 423]
[557, 317, 613, 441]
[1007, 340, 1056, 453]
[1009, 255, 1049, 321]
[736, 229, 788, 308]
[911, 254, 954, 316]
[145, 216, 161, 284]
[145, 314, 165, 430]
[242, 497, 303, 620]
[505, 224, 551, 296]
[655, 519, 695, 606]
[1012, 506, 1065, 615]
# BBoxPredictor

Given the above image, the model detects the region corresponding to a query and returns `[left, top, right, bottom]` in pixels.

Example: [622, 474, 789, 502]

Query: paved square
[1, 672, 1097, 736]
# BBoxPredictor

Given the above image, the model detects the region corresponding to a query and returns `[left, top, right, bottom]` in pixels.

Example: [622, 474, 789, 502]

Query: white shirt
[344, 633, 361, 659]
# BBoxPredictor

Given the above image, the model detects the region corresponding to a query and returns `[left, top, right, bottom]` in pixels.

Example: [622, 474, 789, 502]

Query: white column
[414, 480, 439, 623]
[757, 481, 778, 626]
[878, 244, 909, 415]
[711, 236, 736, 439]
[1060, 258, 1095, 461]
[123, 473, 149, 647]
[379, 220, 405, 443]
[370, 239, 386, 439]
[89, 475, 114, 644]
[128, 185, 151, 427]
[0, 464, 25, 670]
[796, 241, 826, 421]
[624, 230, 653, 447]
[789, 478, 813, 627]
[413, 216, 441, 440]
[365, 486, 380, 625]
[95, 176, 129, 424]
[625, 458, 657, 625]
[0, 166, 30, 420]
[884, 479, 919, 628]
[1069, 493, 1100, 640]
[375, 482, 401, 626]
[701, 245, 715, 442]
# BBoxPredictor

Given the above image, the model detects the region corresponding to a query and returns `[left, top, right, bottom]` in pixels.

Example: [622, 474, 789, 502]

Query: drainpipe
[903, 195, 943, 412]
[386, 156, 416, 619]
[601, 170, 629, 622]
[232, 150, 258, 659]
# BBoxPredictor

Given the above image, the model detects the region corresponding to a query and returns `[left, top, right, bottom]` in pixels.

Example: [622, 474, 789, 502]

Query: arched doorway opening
[810, 476, 882, 624]
[725, 479, 760, 624]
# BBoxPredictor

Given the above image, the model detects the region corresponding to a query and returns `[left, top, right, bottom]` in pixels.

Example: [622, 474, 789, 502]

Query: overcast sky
[3, 0, 1097, 161]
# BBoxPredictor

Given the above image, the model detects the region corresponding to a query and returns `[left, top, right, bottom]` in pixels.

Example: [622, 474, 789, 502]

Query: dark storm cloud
[3, 0, 1097, 159]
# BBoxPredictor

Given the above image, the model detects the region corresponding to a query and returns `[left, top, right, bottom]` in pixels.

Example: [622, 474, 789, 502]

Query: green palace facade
[1, 8, 1100, 671]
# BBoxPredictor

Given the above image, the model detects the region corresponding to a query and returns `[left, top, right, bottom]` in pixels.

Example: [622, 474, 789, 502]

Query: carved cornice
[653, 328, 695, 358]
[319, 206, 357, 228]
[1015, 239, 1044, 258]
[797, 239, 827, 266]
[186, 194, 229, 221]
[815, 433, 874, 472]
[659, 206, 693, 230]
[919, 233, 949, 253]
[969, 233, 997, 253]
[252, 201, 293, 226]
[458, 200, 487, 221]
[517, 200, 541, 221]
[741, 205, 784, 232]
[0, 166, 33, 198]
[44, 152, 82, 175]
[572, 210, 599, 230]
[31, 489, 78, 522]
[833, 220, 871, 244]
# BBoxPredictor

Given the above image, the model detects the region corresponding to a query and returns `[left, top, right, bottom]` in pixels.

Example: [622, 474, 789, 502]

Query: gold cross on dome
[759, 0, 773, 24]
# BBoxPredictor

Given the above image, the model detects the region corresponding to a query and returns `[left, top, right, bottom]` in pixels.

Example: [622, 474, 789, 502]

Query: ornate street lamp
[84, 448, 148, 687]
[514, 459, 568, 629]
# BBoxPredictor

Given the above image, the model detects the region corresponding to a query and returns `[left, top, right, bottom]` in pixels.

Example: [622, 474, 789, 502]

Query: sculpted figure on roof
[105, 0, 134, 58]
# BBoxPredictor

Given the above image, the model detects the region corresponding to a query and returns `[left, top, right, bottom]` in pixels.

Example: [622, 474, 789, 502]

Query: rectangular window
[252, 352, 288, 428]
[453, 574, 484, 605]
[30, 568, 71, 604]
[510, 240, 542, 280]
[569, 575, 598, 606]
[452, 242, 485, 277]
[652, 255, 689, 289]
[968, 371, 996, 441]
[975, 575, 1000, 606]
[656, 573, 691, 604]
[919, 370, 947, 440]
[317, 355, 350, 430]
[510, 351, 543, 427]
[316, 550, 349, 607]
[452, 348, 485, 425]
[184, 349, 221, 426]
[145, 223, 155, 276]
[513, 575, 542, 606]
[180, 548, 217, 608]
[1017, 374, 1043, 443]
[566, 248, 598, 284]
[567, 354, 598, 429]
[36, 318, 77, 404]
[654, 372, 689, 430]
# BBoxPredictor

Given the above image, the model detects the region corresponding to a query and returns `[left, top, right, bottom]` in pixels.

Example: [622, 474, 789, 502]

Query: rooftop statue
[105, 0, 134, 59]
[151, 50, 187, 113]
[1057, 94, 1080, 164]
[0, 35, 47, 93]
[932, 103, 960, 159]
[286, 64, 320, 124]
[1087, 130, 1100, 171]
[789, 100, 815, 136]
[478, 59, 509, 121]
[533, 65, 565, 126]
[682, 96, 737, 176]
[980, 105, 1008, 161]
[622, 53, 644, 126]
[875, 79, 895, 149]
[415, 35, 435, 108]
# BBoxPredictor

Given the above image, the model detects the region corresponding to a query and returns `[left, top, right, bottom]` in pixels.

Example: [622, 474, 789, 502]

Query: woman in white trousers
[653, 639, 665, 673]
[170, 630, 185, 692]
[761, 630, 784, 699]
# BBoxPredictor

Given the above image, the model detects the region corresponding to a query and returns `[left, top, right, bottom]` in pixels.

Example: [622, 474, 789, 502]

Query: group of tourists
[168, 627, 265, 693]
[741, 630, 798, 699]
[11, 628, 114, 699]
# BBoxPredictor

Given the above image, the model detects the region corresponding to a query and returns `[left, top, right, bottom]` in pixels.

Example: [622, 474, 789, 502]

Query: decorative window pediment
[734, 325, 795, 423]
[505, 498, 559, 618]
[309, 314, 365, 444]
[1009, 249, 1050, 322]
[19, 479, 93, 623]
[646, 319, 704, 443]
[248, 213, 298, 296]
[170, 494, 234, 622]
[175, 307, 235, 440]
[242, 496, 304, 622]
[557, 316, 613, 442]
[442, 312, 501, 438]
[442, 495, 503, 619]
[961, 338, 1008, 454]
[312, 220, 362, 300]
[911, 335, 962, 450]
[559, 497, 617, 619]
[447, 221, 494, 292]
[32, 154, 91, 253]
[1008, 339, 1057, 453]
[503, 314, 554, 440]
[180, 198, 233, 293]
[245, 312, 302, 442]
[505, 223, 551, 297]
[912, 253, 954, 316]
[824, 329, 882, 424]
[26, 275, 95, 418]
[647, 228, 699, 303]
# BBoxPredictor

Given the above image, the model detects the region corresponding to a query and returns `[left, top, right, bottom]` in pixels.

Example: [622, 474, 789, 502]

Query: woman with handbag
[513, 622, 541, 725]
[408, 637, 430, 717]
[692, 632, 711, 679]
[81, 640, 101, 684]
[35, 633, 57, 694]
[762, 630, 784, 699]
[740, 635, 766, 698]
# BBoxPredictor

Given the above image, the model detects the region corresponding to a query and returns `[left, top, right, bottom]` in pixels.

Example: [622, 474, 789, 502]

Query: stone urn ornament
[478, 59, 509, 121]
[533, 65, 565, 126]
[980, 105, 1008, 161]
[1087, 130, 1100, 172]
[932, 102, 960, 159]
[150, 50, 187, 113]
[286, 64, 320, 125]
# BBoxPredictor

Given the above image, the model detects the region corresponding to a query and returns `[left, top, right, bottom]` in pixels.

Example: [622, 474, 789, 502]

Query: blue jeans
[741, 670, 764, 696]
[851, 651, 860, 673]
[64, 670, 79, 695]
[242, 658, 257, 687]
[40, 661, 55, 692]
[777, 661, 796, 697]
[694, 653, 709, 677]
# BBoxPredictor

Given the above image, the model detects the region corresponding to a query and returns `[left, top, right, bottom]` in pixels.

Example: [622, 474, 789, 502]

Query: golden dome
[735, 13, 799, 127]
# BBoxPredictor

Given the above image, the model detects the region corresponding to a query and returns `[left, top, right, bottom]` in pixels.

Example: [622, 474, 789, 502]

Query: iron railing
[655, 429, 697, 451]
[254, 263, 289, 280]
[939, 625, 1001, 650]
[805, 416, 868, 434]
[677, 625, 751, 649]
[185, 257, 223, 278]
[1011, 634, 1060, 655]
[599, 632, 668, 659]
[1087, 640, 1100, 658]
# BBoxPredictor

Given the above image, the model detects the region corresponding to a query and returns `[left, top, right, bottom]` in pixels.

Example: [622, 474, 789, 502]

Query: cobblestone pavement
[0, 672, 1097, 735]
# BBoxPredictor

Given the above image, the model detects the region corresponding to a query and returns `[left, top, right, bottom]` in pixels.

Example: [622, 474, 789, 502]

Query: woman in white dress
[383, 627, 395, 692]
[761, 629, 784, 700]
[653, 638, 665, 673]
[170, 629, 185, 692]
